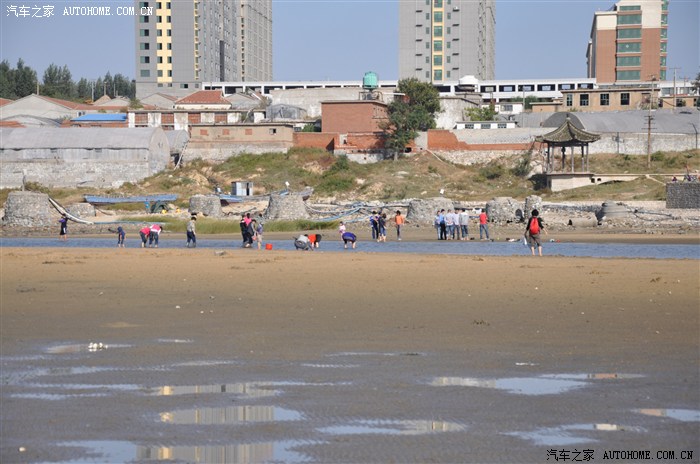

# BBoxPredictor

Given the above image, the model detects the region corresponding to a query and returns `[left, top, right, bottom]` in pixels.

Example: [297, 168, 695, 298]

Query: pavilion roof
[536, 116, 600, 144]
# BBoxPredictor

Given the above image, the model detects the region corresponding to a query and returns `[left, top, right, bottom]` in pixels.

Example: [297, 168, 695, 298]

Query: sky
[0, 0, 698, 84]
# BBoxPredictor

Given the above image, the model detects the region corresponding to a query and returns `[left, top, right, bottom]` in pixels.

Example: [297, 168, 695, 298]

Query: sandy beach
[1, 242, 698, 463]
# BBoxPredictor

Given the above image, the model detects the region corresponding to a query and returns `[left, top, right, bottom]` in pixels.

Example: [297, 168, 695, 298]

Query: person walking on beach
[116, 226, 126, 248]
[338, 221, 346, 239]
[433, 210, 441, 240]
[149, 224, 162, 248]
[394, 210, 405, 241]
[479, 209, 490, 240]
[139, 226, 150, 248]
[445, 209, 455, 240]
[186, 216, 197, 248]
[525, 209, 547, 256]
[370, 211, 379, 240]
[439, 209, 447, 240]
[377, 213, 387, 242]
[342, 231, 357, 249]
[254, 218, 264, 250]
[459, 208, 470, 240]
[58, 215, 68, 241]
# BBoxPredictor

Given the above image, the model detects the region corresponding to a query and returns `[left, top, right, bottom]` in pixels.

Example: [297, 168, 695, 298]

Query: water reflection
[507, 423, 643, 446]
[57, 440, 310, 463]
[431, 376, 588, 395]
[319, 419, 466, 436]
[635, 408, 700, 422]
[160, 406, 302, 425]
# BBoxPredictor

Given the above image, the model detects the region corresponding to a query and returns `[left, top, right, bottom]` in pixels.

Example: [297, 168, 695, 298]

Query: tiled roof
[175, 90, 230, 106]
[536, 116, 600, 144]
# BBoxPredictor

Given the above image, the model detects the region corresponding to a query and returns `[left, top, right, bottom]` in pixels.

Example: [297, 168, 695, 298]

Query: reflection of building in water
[430, 377, 497, 389]
[153, 382, 278, 398]
[136, 442, 275, 463]
[159, 405, 301, 425]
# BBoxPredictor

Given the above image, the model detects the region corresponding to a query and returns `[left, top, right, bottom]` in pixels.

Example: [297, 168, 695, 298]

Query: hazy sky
[1, 0, 698, 83]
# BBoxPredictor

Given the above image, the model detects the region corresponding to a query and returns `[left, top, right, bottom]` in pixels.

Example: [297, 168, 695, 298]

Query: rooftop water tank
[363, 72, 378, 90]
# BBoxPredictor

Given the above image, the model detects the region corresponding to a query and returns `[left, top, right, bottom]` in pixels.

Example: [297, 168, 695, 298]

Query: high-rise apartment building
[399, 0, 495, 83]
[135, 0, 272, 99]
[586, 0, 668, 84]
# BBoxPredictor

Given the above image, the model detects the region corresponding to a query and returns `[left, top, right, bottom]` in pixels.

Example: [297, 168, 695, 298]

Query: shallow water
[2, 236, 698, 259]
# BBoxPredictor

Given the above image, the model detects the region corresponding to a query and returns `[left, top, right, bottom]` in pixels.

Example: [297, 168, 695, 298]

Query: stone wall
[264, 194, 310, 221]
[592, 133, 696, 155]
[189, 195, 223, 217]
[406, 198, 456, 225]
[2, 191, 54, 227]
[666, 182, 700, 209]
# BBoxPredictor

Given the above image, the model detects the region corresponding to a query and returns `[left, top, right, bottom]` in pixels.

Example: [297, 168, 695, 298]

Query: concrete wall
[591, 133, 697, 154]
[0, 129, 171, 189]
[184, 124, 295, 161]
[666, 182, 700, 209]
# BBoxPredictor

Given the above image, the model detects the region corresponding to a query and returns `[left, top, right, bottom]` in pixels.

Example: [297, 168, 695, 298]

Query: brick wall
[294, 132, 338, 151]
[666, 182, 700, 209]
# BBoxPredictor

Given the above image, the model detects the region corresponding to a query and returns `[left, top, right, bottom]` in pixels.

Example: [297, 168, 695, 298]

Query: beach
[1, 242, 698, 463]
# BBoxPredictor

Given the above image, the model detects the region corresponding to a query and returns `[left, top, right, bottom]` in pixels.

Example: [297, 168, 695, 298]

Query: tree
[693, 72, 700, 108]
[14, 59, 38, 97]
[383, 78, 441, 160]
[0, 60, 15, 99]
[465, 104, 498, 122]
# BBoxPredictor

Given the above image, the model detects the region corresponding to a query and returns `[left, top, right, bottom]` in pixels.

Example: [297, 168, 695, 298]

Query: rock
[189, 195, 223, 217]
[264, 194, 310, 221]
[406, 198, 455, 225]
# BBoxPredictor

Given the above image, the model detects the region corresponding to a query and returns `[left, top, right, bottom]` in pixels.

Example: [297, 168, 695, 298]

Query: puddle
[173, 360, 241, 367]
[430, 373, 643, 396]
[431, 375, 588, 395]
[319, 419, 466, 436]
[507, 423, 645, 446]
[327, 351, 426, 357]
[149, 381, 348, 398]
[635, 408, 700, 422]
[160, 406, 302, 425]
[45, 343, 130, 354]
[300, 363, 360, 368]
[157, 338, 193, 344]
[54, 439, 311, 463]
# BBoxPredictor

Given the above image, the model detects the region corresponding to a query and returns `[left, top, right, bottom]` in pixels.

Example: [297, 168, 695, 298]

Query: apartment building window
[434, 11, 442, 22]
[660, 56, 666, 66]
[433, 69, 442, 81]
[426, 56, 430, 64]
[446, 42, 450, 49]
[140, 56, 150, 63]
[621, 93, 630, 105]
[139, 29, 149, 36]
[600, 94, 610, 106]
[425, 12, 429, 20]
[157, 56, 162, 64]
[447, 12, 451, 19]
[425, 42, 430, 49]
[434, 0, 442, 7]
[434, 41, 442, 51]
[617, 42, 641, 53]
[425, 27, 430, 35]
[616, 56, 640, 66]
[446, 56, 451, 63]
[168, 70, 172, 77]
[660, 70, 666, 80]
[167, 29, 172, 37]
[661, 29, 667, 38]
[157, 43, 162, 50]
[168, 56, 172, 64]
[140, 70, 150, 77]
[617, 14, 641, 25]
[616, 70, 640, 80]
[580, 94, 589, 106]
[661, 14, 667, 25]
[166, 15, 171, 22]
[434, 26, 443, 37]
[498, 123, 507, 129]
[618, 5, 640, 10]
[446, 71, 450, 78]
[158, 70, 163, 77]
[167, 43, 172, 50]
[662, 0, 668, 10]
[660, 42, 667, 53]
[139, 15, 149, 22]
[434, 55, 442, 66]
[140, 43, 150, 50]
[566, 94, 574, 107]
[617, 28, 641, 39]
[157, 29, 162, 36]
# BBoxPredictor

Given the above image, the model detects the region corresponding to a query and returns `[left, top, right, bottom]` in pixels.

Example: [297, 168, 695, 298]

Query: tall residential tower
[587, 0, 668, 83]
[135, 0, 272, 99]
[399, 0, 495, 83]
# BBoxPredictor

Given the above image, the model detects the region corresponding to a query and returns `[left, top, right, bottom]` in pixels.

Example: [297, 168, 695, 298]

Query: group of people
[368, 210, 407, 242]
[433, 208, 491, 241]
[239, 213, 264, 249]
[139, 224, 162, 248]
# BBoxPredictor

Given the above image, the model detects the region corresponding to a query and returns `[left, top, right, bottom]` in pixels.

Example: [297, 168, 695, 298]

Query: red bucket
[265, 243, 273, 250]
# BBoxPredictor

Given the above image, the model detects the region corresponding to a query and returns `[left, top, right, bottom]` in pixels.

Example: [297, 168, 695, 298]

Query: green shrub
[479, 163, 504, 180]
[511, 153, 531, 177]
[650, 151, 665, 162]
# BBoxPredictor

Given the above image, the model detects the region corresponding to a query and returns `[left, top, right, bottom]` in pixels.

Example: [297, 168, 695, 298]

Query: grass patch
[264, 220, 340, 232]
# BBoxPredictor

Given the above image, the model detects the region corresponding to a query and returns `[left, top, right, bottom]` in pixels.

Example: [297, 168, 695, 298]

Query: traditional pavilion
[536, 116, 600, 173]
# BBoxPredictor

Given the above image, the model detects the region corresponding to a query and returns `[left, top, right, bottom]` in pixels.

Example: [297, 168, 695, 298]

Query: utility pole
[667, 67, 682, 107]
[646, 76, 656, 169]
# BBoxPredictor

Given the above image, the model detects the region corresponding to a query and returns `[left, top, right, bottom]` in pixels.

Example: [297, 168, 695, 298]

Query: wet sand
[1, 246, 698, 463]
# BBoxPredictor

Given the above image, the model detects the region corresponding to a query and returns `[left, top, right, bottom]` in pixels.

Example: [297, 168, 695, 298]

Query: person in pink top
[139, 226, 151, 248]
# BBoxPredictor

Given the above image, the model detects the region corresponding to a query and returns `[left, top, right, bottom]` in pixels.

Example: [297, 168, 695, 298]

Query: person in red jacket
[479, 209, 490, 240]
[525, 209, 548, 256]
